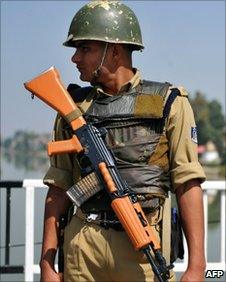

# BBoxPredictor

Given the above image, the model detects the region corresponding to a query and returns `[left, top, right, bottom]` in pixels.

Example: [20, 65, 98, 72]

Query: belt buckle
[86, 213, 99, 222]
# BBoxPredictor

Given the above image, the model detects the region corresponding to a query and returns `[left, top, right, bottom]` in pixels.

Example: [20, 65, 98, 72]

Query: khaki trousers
[63, 210, 176, 282]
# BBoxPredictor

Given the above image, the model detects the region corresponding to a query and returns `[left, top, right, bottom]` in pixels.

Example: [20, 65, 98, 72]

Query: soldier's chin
[79, 73, 92, 82]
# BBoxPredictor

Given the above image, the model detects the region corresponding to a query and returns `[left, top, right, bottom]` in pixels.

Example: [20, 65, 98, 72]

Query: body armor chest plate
[69, 80, 178, 211]
[84, 81, 173, 195]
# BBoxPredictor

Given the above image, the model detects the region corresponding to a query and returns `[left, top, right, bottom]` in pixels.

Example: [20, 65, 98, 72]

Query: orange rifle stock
[24, 67, 170, 282]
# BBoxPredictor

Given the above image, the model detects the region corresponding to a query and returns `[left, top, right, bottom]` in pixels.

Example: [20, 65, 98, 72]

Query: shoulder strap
[147, 87, 179, 133]
[163, 88, 180, 119]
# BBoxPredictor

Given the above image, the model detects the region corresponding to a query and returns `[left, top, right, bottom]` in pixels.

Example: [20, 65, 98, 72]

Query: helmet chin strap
[92, 42, 109, 80]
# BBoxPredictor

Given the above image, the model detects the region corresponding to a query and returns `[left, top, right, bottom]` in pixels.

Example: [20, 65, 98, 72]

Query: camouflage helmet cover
[63, 0, 144, 50]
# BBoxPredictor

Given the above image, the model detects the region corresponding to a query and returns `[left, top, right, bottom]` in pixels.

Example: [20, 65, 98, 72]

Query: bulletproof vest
[68, 80, 179, 211]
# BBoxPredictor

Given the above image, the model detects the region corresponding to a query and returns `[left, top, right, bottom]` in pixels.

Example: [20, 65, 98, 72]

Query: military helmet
[63, 0, 144, 50]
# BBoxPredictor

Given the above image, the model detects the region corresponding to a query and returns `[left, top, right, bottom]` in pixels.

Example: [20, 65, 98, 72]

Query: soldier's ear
[112, 44, 121, 59]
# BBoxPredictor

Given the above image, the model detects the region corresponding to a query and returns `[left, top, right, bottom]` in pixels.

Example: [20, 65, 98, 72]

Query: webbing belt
[75, 202, 163, 232]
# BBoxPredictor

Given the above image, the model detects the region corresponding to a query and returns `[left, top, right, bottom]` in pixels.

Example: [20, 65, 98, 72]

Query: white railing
[22, 180, 225, 281]
[174, 180, 226, 273]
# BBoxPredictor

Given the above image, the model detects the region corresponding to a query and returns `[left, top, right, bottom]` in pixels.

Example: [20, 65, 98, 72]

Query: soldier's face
[71, 41, 106, 82]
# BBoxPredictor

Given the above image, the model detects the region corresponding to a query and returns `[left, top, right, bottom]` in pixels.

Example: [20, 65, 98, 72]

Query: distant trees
[2, 131, 51, 171]
[190, 91, 225, 162]
[3, 130, 50, 152]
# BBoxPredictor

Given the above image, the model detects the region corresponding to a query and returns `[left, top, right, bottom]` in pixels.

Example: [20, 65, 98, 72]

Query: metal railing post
[203, 191, 208, 261]
[220, 190, 225, 267]
[24, 182, 35, 282]
[5, 188, 11, 265]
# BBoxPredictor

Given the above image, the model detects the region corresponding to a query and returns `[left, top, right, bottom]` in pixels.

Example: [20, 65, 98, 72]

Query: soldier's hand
[40, 261, 63, 282]
[180, 267, 205, 282]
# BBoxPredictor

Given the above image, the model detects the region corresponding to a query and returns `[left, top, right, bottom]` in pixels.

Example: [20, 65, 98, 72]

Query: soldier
[40, 1, 206, 281]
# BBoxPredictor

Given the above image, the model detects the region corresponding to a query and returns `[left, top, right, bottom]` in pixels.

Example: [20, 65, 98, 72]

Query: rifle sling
[65, 108, 83, 123]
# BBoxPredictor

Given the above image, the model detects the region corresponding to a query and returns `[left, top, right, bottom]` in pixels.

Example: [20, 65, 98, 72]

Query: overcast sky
[1, 0, 225, 138]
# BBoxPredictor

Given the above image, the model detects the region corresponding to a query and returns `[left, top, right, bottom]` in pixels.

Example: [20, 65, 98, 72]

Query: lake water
[0, 156, 225, 281]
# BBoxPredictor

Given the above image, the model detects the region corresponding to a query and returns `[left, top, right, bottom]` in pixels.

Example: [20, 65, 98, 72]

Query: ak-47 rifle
[24, 67, 171, 282]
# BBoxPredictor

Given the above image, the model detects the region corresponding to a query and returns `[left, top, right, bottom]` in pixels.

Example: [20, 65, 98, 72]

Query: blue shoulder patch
[191, 127, 198, 143]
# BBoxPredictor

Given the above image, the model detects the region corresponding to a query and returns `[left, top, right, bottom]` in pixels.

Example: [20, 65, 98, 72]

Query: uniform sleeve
[43, 114, 81, 190]
[166, 90, 206, 191]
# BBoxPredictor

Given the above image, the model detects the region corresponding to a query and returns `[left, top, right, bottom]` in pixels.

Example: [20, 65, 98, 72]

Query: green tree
[190, 91, 225, 159]
[208, 100, 225, 154]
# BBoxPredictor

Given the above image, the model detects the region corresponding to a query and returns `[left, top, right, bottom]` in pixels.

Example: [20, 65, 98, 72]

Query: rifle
[24, 66, 171, 282]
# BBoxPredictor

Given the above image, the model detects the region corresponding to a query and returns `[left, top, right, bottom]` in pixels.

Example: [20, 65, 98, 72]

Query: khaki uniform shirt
[43, 70, 206, 192]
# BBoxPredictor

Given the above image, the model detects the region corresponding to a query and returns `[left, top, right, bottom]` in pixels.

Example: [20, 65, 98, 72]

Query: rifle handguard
[98, 162, 117, 193]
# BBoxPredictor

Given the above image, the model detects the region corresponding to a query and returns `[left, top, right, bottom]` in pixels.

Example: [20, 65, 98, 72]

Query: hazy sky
[1, 0, 225, 138]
